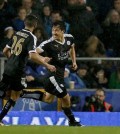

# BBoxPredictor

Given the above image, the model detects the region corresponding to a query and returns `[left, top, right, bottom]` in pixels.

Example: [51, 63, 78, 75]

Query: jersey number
[11, 36, 25, 56]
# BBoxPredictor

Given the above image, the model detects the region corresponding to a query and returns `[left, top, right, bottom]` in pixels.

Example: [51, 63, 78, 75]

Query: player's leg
[61, 93, 83, 126]
[0, 81, 9, 99]
[21, 76, 56, 103]
[42, 92, 55, 103]
[0, 90, 21, 123]
[0, 80, 10, 125]
[21, 90, 55, 103]
[3, 90, 11, 100]
[0, 90, 17, 123]
[0, 76, 24, 125]
[49, 76, 83, 126]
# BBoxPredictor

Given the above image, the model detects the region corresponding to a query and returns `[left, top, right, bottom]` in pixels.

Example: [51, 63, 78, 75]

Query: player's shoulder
[64, 34, 74, 39]
[40, 37, 54, 46]
[21, 29, 37, 41]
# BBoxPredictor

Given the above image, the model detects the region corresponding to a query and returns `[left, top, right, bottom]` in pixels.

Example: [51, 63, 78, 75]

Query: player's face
[52, 25, 64, 40]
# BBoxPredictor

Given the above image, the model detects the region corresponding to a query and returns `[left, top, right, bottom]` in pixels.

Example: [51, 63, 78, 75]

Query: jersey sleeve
[64, 34, 75, 47]
[27, 35, 37, 53]
[37, 40, 50, 53]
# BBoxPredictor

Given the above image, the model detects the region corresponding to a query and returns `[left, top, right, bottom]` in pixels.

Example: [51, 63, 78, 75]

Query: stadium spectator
[101, 9, 120, 57]
[12, 7, 27, 31]
[109, 63, 120, 89]
[7, 0, 22, 11]
[87, 0, 113, 23]
[71, 95, 81, 111]
[41, 3, 52, 37]
[43, 10, 70, 36]
[70, 63, 96, 88]
[33, 26, 48, 46]
[92, 65, 108, 88]
[85, 0, 99, 17]
[21, 0, 33, 15]
[114, 0, 120, 14]
[0, 0, 16, 42]
[51, 10, 70, 33]
[51, 0, 68, 10]
[82, 88, 113, 112]
[84, 35, 106, 57]
[21, 0, 41, 20]
[0, 26, 14, 56]
[64, 68, 71, 88]
[32, 0, 52, 17]
[25, 61, 48, 88]
[66, 0, 102, 56]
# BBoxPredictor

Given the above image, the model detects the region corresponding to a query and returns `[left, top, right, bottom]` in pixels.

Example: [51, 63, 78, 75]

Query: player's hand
[26, 76, 35, 82]
[44, 57, 52, 63]
[86, 6, 92, 12]
[46, 64, 56, 72]
[72, 62, 77, 70]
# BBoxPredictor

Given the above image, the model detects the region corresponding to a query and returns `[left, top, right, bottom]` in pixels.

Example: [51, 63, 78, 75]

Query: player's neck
[56, 35, 64, 44]
[25, 26, 34, 33]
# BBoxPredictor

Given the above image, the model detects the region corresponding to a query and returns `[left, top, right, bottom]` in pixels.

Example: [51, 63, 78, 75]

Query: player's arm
[69, 44, 77, 70]
[36, 41, 52, 62]
[29, 52, 56, 72]
[28, 37, 55, 71]
[3, 39, 13, 58]
[3, 46, 11, 58]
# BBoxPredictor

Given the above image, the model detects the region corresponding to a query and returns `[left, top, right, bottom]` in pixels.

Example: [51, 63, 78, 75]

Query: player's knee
[61, 94, 71, 105]
[43, 93, 54, 103]
[45, 97, 54, 103]
[62, 94, 70, 101]
[10, 91, 21, 101]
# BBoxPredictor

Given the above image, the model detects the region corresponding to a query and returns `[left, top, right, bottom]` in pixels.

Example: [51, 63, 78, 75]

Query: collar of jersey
[23, 29, 31, 32]
[54, 38, 65, 45]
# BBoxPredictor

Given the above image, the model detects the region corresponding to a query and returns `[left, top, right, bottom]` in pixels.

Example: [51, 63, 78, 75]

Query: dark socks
[0, 99, 15, 121]
[20, 90, 44, 101]
[62, 107, 76, 122]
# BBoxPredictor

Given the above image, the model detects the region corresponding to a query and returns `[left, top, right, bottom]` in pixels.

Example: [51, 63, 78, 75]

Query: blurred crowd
[0, 0, 120, 91]
[1, 0, 120, 57]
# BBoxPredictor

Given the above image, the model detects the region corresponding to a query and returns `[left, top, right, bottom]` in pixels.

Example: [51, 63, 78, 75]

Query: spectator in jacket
[12, 7, 27, 31]
[82, 88, 113, 112]
[101, 9, 120, 57]
[67, 0, 102, 56]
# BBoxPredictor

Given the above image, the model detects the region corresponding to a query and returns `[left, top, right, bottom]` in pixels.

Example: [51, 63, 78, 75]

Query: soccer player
[0, 15, 56, 125]
[22, 21, 83, 126]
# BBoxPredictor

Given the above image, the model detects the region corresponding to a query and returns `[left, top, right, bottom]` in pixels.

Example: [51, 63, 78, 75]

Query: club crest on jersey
[67, 41, 71, 45]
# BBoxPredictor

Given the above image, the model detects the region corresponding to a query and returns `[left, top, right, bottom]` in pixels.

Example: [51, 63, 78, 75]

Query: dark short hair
[96, 88, 105, 95]
[24, 14, 38, 28]
[52, 20, 66, 31]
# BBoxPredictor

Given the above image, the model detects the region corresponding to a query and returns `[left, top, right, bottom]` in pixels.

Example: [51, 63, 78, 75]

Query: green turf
[0, 126, 120, 134]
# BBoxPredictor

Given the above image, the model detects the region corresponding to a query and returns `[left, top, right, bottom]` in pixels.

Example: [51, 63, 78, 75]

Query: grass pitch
[0, 126, 120, 134]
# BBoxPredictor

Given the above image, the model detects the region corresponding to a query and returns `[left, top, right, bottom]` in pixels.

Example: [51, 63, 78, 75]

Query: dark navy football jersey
[4, 29, 37, 78]
[37, 34, 75, 78]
